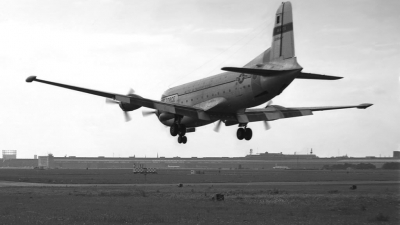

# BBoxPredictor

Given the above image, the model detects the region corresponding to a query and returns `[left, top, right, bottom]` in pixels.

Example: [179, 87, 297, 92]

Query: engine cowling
[158, 112, 175, 121]
[118, 94, 142, 112]
[119, 102, 141, 112]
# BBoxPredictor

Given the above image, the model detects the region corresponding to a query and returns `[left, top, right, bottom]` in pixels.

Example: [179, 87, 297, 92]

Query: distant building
[245, 151, 317, 160]
[38, 154, 54, 168]
[2, 150, 17, 160]
[394, 151, 400, 159]
[38, 156, 49, 168]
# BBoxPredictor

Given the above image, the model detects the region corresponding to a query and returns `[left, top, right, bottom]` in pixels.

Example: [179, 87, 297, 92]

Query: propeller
[264, 100, 273, 130]
[213, 120, 222, 132]
[142, 109, 157, 117]
[105, 88, 136, 122]
[123, 111, 131, 122]
[264, 121, 271, 130]
[127, 88, 135, 95]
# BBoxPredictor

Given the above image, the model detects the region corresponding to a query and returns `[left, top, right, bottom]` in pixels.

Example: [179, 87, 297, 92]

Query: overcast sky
[1, 0, 399, 159]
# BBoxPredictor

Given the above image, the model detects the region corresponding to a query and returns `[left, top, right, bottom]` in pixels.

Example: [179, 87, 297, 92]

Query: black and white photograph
[1, 0, 399, 224]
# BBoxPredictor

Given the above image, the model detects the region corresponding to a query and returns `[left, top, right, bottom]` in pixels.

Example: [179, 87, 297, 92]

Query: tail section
[270, 2, 295, 60]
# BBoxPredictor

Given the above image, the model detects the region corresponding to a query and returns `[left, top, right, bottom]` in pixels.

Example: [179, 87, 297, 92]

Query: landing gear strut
[170, 116, 188, 144]
[237, 127, 252, 141]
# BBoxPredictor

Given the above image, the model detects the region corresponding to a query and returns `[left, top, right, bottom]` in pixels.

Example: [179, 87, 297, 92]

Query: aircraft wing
[25, 76, 211, 120]
[236, 104, 373, 123]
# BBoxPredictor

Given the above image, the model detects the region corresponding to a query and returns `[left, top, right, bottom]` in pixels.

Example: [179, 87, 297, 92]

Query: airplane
[26, 2, 372, 144]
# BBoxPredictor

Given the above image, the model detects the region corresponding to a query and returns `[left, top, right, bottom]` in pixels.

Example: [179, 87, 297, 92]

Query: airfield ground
[0, 169, 399, 224]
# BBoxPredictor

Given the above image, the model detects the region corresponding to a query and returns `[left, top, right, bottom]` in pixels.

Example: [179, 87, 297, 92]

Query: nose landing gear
[237, 126, 252, 141]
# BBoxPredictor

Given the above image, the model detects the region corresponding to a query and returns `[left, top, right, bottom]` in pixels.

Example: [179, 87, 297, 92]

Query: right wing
[26, 76, 211, 120]
[236, 104, 373, 123]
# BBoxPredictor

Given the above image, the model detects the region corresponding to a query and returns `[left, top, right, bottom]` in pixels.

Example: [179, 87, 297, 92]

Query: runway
[1, 180, 399, 187]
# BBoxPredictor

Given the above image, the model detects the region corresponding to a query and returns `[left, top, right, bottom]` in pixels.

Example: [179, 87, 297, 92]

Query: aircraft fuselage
[159, 58, 302, 128]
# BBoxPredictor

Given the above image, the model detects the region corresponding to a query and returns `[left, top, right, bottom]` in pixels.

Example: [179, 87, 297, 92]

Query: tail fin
[270, 2, 295, 61]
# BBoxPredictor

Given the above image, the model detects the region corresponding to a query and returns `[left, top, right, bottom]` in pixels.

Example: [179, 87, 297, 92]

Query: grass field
[0, 169, 399, 224]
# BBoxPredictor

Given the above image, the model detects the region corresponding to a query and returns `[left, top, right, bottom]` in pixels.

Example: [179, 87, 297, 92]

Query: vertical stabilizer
[270, 2, 295, 61]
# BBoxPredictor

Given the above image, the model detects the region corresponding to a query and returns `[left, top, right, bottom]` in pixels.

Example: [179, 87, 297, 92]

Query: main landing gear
[237, 127, 252, 141]
[170, 123, 187, 144]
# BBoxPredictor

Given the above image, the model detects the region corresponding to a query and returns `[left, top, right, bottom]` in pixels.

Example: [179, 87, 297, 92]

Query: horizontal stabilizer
[296, 72, 342, 80]
[221, 67, 299, 76]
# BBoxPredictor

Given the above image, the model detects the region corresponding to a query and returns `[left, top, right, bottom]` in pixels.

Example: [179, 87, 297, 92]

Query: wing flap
[237, 103, 372, 123]
[238, 106, 312, 123]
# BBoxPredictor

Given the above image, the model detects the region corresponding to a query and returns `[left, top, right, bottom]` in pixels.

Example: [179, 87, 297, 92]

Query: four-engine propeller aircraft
[26, 2, 372, 144]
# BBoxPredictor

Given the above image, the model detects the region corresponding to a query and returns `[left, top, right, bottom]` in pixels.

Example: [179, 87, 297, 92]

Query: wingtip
[357, 103, 373, 109]
[26, 76, 37, 83]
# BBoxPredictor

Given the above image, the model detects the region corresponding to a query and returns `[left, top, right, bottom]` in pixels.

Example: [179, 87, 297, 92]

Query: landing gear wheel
[170, 124, 179, 136]
[177, 136, 182, 143]
[178, 125, 186, 136]
[244, 128, 252, 140]
[182, 136, 187, 144]
[237, 128, 245, 140]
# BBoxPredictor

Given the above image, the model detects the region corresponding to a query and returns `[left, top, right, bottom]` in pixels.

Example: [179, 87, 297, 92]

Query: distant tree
[355, 163, 376, 170]
[382, 162, 400, 170]
[322, 163, 377, 170]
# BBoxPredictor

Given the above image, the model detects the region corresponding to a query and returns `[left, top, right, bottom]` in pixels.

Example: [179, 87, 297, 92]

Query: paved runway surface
[1, 180, 399, 187]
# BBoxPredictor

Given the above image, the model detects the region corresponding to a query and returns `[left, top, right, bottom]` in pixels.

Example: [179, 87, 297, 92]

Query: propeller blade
[213, 120, 222, 132]
[142, 110, 157, 117]
[264, 121, 271, 130]
[106, 98, 119, 104]
[123, 111, 131, 122]
[127, 88, 135, 95]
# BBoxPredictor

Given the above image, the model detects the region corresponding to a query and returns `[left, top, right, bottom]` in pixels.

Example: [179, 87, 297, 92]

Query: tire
[178, 125, 186, 136]
[236, 128, 245, 140]
[170, 124, 179, 136]
[182, 136, 187, 144]
[177, 136, 182, 143]
[244, 128, 252, 140]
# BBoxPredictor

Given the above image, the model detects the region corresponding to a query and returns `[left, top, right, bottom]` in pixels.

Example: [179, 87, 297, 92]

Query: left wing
[236, 104, 373, 123]
[26, 76, 211, 120]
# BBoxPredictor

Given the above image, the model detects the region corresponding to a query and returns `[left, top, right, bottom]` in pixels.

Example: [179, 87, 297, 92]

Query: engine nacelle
[119, 103, 141, 112]
[158, 112, 175, 121]
[119, 94, 142, 111]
